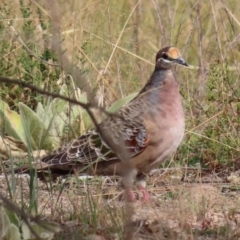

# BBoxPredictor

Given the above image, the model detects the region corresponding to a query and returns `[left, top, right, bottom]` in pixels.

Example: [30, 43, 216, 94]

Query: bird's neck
[139, 69, 178, 95]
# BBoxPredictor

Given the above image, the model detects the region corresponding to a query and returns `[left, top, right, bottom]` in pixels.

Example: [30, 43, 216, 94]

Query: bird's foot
[138, 185, 152, 203]
[125, 189, 137, 202]
[125, 187, 153, 203]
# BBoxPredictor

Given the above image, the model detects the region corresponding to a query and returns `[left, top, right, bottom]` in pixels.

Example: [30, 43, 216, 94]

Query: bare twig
[45, 0, 97, 103]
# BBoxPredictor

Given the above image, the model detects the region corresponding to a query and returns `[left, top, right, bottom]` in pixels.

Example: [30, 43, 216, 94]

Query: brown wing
[40, 97, 149, 168]
[41, 125, 148, 165]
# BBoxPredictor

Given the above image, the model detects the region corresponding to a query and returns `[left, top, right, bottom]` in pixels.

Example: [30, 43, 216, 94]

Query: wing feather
[41, 98, 149, 167]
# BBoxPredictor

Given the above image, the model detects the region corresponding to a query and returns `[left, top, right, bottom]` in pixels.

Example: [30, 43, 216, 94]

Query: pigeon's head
[155, 46, 188, 70]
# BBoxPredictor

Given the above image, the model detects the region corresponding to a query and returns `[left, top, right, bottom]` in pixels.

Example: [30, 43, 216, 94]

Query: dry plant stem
[103, 1, 140, 74]
[46, 0, 97, 104]
[70, 77, 86, 134]
[209, 0, 224, 63]
[76, 45, 119, 99]
[187, 131, 239, 151]
[131, 1, 142, 85]
[171, 0, 179, 43]
[221, 2, 240, 90]
[221, 1, 240, 27]
[133, 1, 140, 59]
[196, 3, 205, 85]
[61, 32, 119, 100]
[151, 0, 165, 45]
[82, 29, 154, 66]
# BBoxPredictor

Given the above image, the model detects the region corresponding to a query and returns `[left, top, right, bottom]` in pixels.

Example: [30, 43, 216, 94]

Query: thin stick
[103, 1, 140, 74]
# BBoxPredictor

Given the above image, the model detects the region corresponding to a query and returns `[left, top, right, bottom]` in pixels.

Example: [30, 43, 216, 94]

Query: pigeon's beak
[176, 56, 188, 67]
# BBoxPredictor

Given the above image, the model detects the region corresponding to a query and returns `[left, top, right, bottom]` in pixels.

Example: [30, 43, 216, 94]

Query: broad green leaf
[36, 103, 55, 131]
[1, 206, 60, 240]
[4, 208, 19, 226]
[68, 91, 90, 134]
[36, 102, 45, 118]
[70, 108, 95, 133]
[39, 102, 68, 147]
[59, 83, 68, 96]
[36, 84, 69, 128]
[19, 102, 54, 150]
[49, 97, 67, 115]
[77, 91, 87, 104]
[30, 221, 60, 240]
[1, 206, 22, 240]
[107, 93, 137, 113]
[36, 87, 87, 145]
[0, 99, 25, 142]
[47, 112, 68, 147]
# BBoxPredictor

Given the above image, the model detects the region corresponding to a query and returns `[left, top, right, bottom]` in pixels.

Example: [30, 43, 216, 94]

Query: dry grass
[2, 170, 240, 239]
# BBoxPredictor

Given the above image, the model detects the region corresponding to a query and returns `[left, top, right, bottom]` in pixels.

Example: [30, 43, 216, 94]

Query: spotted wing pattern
[41, 98, 149, 167]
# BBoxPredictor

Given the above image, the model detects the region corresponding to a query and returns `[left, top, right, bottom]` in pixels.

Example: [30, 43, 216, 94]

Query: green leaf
[35, 102, 45, 118]
[68, 91, 91, 133]
[19, 102, 54, 150]
[0, 206, 60, 240]
[77, 91, 88, 104]
[49, 97, 67, 114]
[1, 206, 22, 240]
[35, 87, 87, 146]
[30, 221, 60, 240]
[0, 99, 25, 142]
[59, 83, 68, 96]
[107, 93, 137, 113]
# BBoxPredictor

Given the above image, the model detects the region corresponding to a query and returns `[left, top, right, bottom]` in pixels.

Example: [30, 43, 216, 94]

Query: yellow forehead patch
[167, 47, 181, 59]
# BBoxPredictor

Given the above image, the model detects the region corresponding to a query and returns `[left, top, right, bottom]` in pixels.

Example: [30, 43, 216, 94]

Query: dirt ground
[1, 168, 240, 240]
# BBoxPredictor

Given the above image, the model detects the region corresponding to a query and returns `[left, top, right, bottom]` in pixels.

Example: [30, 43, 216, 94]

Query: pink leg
[125, 188, 137, 202]
[125, 187, 152, 203]
[138, 185, 151, 202]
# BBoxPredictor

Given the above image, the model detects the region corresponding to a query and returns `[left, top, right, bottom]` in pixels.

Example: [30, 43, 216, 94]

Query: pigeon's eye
[162, 53, 168, 59]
